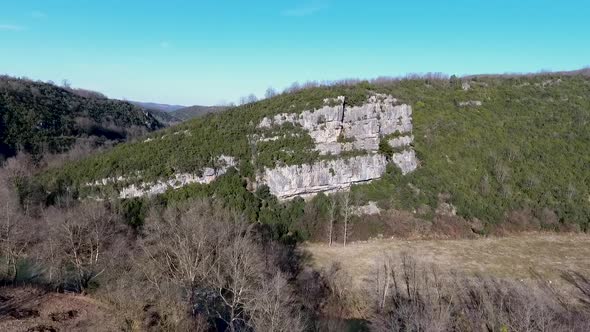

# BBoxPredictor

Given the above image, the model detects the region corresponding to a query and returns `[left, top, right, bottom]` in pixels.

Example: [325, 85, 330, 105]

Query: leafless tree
[239, 93, 258, 105]
[0, 171, 31, 282]
[138, 199, 303, 331]
[340, 190, 351, 247]
[249, 272, 304, 332]
[285, 81, 301, 93]
[369, 252, 590, 332]
[42, 201, 122, 292]
[327, 195, 337, 246]
[264, 87, 277, 99]
[61, 79, 71, 88]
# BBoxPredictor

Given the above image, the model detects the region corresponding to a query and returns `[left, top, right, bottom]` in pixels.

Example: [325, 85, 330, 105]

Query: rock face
[260, 154, 389, 199]
[118, 155, 236, 198]
[87, 156, 237, 199]
[256, 94, 419, 199]
[257, 94, 413, 155]
[391, 149, 418, 175]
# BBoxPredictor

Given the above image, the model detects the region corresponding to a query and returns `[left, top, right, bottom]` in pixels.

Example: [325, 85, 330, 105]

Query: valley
[2, 1, 589, 330]
[1, 71, 590, 331]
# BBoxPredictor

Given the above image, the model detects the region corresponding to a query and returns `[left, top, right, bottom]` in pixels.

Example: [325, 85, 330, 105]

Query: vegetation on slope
[0, 76, 164, 161]
[41, 72, 590, 234]
[357, 74, 590, 229]
[138, 106, 182, 126]
[170, 105, 228, 120]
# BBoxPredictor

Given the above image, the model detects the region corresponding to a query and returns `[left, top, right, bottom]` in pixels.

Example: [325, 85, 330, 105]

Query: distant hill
[0, 76, 164, 160]
[137, 106, 182, 126]
[130, 101, 186, 112]
[132, 101, 227, 122]
[170, 105, 228, 120]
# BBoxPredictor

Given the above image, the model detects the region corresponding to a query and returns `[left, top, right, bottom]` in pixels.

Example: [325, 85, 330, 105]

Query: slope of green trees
[0, 76, 164, 161]
[170, 105, 228, 120]
[41, 72, 590, 232]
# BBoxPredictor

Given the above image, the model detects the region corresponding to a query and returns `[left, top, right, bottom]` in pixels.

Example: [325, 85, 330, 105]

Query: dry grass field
[305, 233, 590, 289]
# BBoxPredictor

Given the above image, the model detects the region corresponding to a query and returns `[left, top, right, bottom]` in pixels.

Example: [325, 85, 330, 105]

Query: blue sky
[1, 0, 589, 105]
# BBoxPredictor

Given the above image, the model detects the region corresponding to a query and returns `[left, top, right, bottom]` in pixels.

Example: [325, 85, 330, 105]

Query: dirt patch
[0, 286, 119, 332]
[7, 308, 40, 319]
[26, 325, 57, 332]
[49, 310, 78, 322]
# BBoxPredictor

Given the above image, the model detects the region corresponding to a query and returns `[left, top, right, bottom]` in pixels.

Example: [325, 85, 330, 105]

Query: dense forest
[0, 76, 164, 162]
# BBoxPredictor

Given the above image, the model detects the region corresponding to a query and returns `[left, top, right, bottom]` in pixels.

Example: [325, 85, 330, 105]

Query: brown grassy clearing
[305, 233, 590, 289]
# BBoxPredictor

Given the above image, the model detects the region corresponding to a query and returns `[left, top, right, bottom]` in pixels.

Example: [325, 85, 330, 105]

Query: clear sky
[1, 0, 589, 106]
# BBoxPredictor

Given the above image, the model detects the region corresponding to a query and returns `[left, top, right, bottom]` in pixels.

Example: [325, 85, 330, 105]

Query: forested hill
[0, 76, 164, 160]
[43, 71, 590, 236]
[170, 105, 228, 120]
[129, 101, 186, 113]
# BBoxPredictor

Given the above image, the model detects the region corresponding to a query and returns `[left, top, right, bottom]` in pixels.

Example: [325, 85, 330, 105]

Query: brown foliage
[369, 253, 590, 332]
[39, 201, 126, 292]
[136, 200, 304, 331]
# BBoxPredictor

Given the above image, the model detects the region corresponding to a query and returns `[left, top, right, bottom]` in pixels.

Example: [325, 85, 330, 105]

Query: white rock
[257, 94, 413, 156]
[458, 100, 482, 107]
[254, 94, 420, 199]
[352, 201, 381, 216]
[388, 135, 414, 148]
[392, 150, 418, 175]
[258, 154, 388, 200]
[86, 156, 237, 199]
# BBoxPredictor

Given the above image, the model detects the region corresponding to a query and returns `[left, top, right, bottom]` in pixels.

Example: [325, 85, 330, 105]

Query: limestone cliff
[259, 154, 389, 199]
[255, 94, 418, 199]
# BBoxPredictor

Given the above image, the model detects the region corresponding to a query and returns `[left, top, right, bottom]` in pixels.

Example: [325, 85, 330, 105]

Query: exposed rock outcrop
[391, 149, 418, 175]
[119, 155, 236, 198]
[86, 156, 237, 199]
[352, 201, 381, 216]
[257, 94, 412, 155]
[388, 135, 414, 148]
[458, 100, 482, 107]
[259, 154, 388, 199]
[256, 94, 419, 199]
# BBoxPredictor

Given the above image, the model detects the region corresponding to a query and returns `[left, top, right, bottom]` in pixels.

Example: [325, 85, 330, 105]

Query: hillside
[130, 101, 186, 112]
[42, 72, 590, 237]
[170, 105, 228, 120]
[0, 76, 164, 161]
[137, 106, 182, 126]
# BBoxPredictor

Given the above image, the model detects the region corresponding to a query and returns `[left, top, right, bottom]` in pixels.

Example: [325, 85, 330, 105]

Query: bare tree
[0, 172, 31, 282]
[340, 190, 351, 247]
[43, 201, 122, 292]
[239, 93, 258, 105]
[249, 272, 303, 332]
[327, 195, 337, 246]
[138, 199, 303, 331]
[368, 252, 590, 332]
[264, 87, 277, 99]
